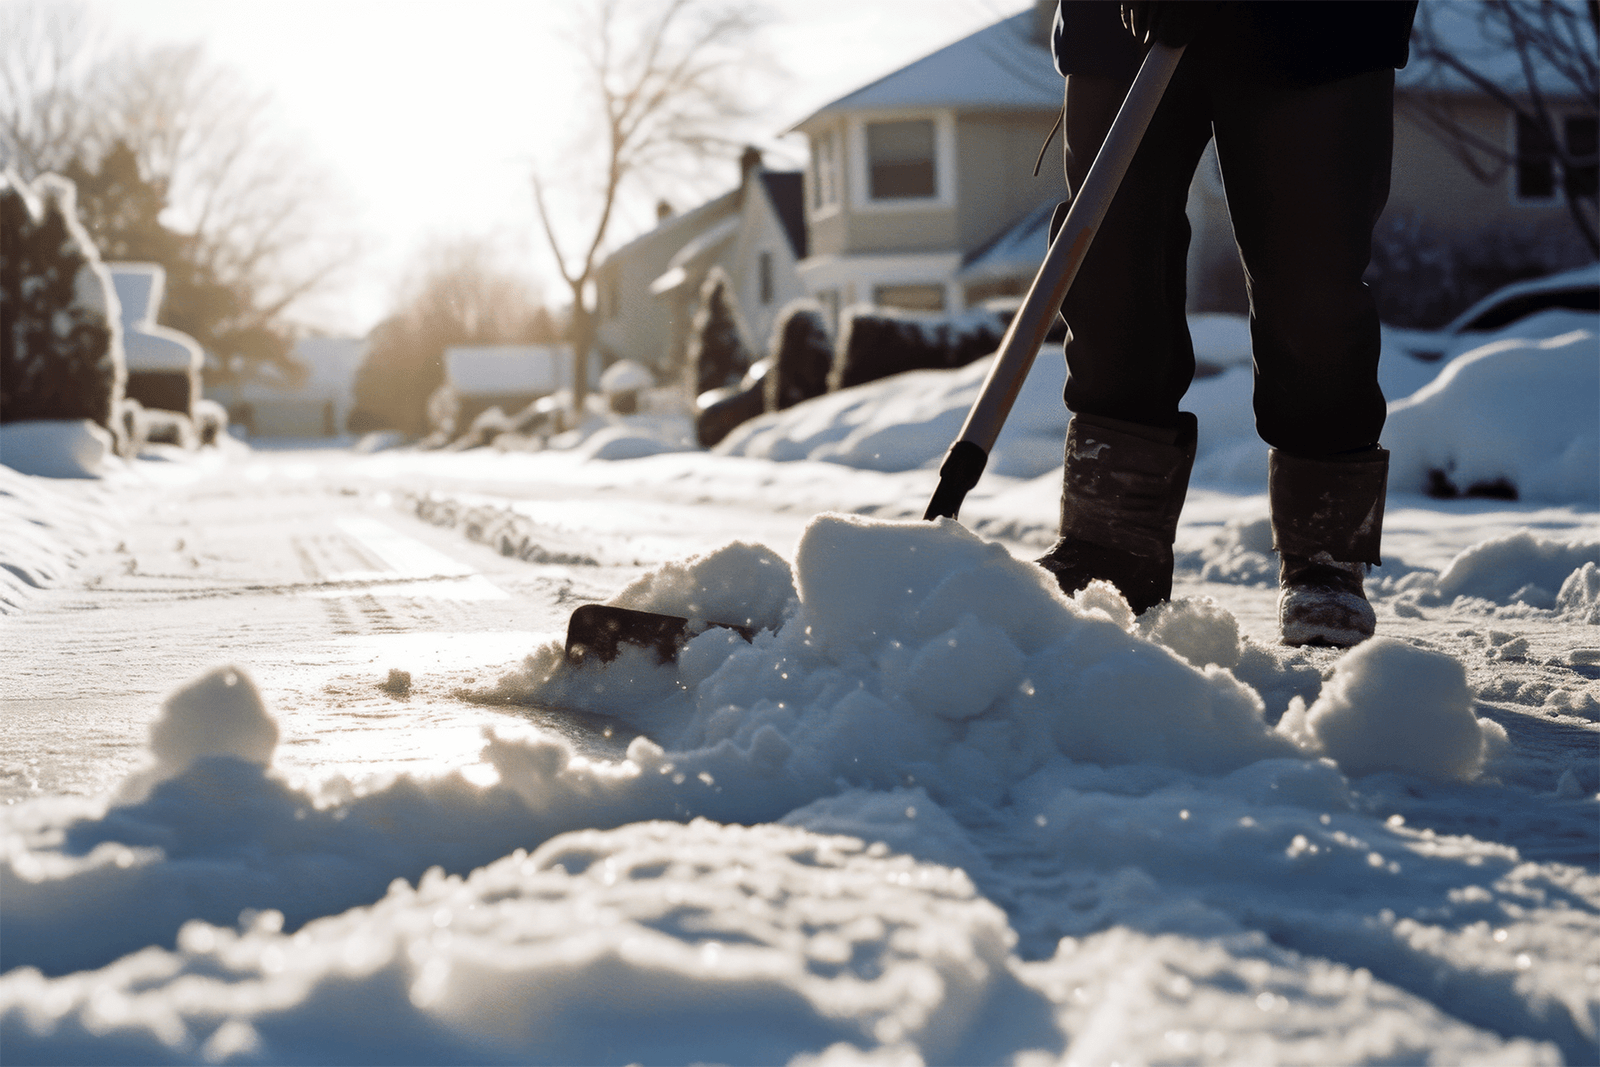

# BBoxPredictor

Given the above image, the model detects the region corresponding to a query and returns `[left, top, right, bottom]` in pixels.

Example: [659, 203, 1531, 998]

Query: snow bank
[1434, 530, 1600, 608]
[1385, 319, 1599, 504]
[714, 313, 1599, 513]
[0, 461, 116, 613]
[0, 419, 117, 479]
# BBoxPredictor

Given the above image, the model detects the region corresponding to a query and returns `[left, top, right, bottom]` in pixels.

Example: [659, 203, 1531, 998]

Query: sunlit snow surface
[2, 321, 1598, 1065]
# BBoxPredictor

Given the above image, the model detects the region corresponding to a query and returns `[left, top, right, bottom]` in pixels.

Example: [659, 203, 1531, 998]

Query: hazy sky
[82, 0, 1029, 335]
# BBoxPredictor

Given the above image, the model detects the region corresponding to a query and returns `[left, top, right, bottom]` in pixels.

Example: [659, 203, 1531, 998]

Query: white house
[206, 336, 366, 438]
[436, 343, 571, 429]
[786, 4, 1073, 330]
[594, 148, 807, 380]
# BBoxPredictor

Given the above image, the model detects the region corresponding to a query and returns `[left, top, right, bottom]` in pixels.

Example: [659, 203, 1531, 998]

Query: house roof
[760, 171, 807, 260]
[788, 9, 1060, 131]
[597, 188, 740, 273]
[650, 215, 740, 296]
[1401, 0, 1593, 97]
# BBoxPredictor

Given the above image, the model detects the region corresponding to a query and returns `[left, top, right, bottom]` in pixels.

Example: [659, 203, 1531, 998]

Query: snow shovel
[566, 42, 1186, 666]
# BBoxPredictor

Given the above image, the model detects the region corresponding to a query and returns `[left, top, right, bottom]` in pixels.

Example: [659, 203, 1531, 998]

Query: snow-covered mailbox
[441, 344, 568, 429]
[108, 263, 203, 417]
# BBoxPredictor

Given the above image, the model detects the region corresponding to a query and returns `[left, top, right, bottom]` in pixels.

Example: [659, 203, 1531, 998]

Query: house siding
[955, 111, 1068, 252]
[1388, 99, 1580, 244]
[730, 182, 808, 352]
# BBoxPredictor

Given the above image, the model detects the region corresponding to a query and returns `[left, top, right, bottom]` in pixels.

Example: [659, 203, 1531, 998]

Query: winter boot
[1037, 412, 1198, 614]
[1270, 448, 1389, 647]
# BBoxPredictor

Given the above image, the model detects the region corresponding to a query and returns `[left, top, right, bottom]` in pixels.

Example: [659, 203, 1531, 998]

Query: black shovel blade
[565, 604, 755, 666]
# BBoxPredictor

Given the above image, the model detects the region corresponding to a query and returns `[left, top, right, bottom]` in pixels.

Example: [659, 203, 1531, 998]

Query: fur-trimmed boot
[1270, 448, 1389, 647]
[1037, 413, 1197, 614]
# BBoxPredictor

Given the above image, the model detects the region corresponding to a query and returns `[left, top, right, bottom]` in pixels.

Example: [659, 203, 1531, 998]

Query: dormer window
[866, 119, 936, 199]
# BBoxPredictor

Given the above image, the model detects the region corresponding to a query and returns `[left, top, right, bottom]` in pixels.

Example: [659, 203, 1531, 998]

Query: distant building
[787, 4, 1077, 328]
[1387, 3, 1596, 280]
[108, 263, 203, 415]
[594, 149, 807, 382]
[206, 336, 366, 439]
[438, 344, 570, 429]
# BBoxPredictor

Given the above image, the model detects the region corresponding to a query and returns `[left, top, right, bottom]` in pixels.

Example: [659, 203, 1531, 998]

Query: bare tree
[351, 236, 561, 436]
[1406, 0, 1599, 255]
[531, 0, 769, 413]
[0, 3, 359, 368]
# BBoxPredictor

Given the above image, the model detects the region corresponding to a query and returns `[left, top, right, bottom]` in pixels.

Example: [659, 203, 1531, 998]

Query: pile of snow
[4, 514, 1590, 1064]
[714, 312, 1597, 508]
[0, 462, 117, 613]
[0, 420, 118, 479]
[509, 515, 1505, 785]
[1365, 530, 1600, 615]
[1385, 317, 1598, 504]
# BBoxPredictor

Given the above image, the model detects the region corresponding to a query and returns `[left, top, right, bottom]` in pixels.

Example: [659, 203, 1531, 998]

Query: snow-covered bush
[763, 299, 833, 412]
[0, 172, 125, 439]
[192, 397, 228, 446]
[828, 305, 1002, 392]
[142, 407, 196, 449]
[421, 382, 459, 447]
[687, 267, 752, 397]
[447, 405, 514, 451]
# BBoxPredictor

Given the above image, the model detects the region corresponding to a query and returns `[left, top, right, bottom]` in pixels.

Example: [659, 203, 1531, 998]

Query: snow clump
[117, 665, 279, 802]
[1277, 638, 1507, 781]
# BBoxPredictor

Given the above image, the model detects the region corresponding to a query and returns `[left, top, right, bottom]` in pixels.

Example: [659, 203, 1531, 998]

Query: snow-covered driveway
[3, 435, 1596, 1065]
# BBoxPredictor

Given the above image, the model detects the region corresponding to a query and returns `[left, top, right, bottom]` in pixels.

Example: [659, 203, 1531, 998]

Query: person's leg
[1210, 68, 1395, 644]
[1058, 67, 1213, 429]
[1210, 68, 1393, 456]
[1039, 65, 1212, 612]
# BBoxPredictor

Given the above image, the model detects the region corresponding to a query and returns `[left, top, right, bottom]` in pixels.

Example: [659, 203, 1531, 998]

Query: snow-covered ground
[1, 316, 1596, 1065]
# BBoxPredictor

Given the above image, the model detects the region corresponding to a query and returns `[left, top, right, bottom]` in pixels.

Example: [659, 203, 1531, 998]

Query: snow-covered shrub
[1366, 211, 1591, 328]
[447, 405, 514, 451]
[600, 359, 653, 415]
[422, 382, 459, 446]
[142, 407, 196, 449]
[687, 267, 752, 397]
[0, 172, 125, 438]
[763, 299, 833, 412]
[828, 305, 1003, 392]
[192, 397, 228, 446]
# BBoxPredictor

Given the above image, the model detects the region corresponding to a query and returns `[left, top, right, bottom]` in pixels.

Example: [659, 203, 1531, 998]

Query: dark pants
[1059, 56, 1394, 456]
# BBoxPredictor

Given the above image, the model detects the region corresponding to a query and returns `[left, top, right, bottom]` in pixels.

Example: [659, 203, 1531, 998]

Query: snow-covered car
[1395, 262, 1599, 362]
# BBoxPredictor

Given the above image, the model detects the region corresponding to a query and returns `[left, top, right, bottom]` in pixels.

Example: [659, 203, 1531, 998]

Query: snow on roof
[789, 9, 1059, 131]
[1401, 0, 1594, 97]
[108, 263, 165, 327]
[650, 215, 740, 296]
[445, 345, 568, 396]
[956, 199, 1054, 285]
[598, 189, 740, 273]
